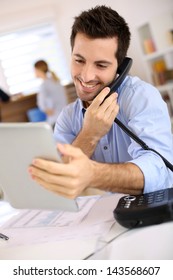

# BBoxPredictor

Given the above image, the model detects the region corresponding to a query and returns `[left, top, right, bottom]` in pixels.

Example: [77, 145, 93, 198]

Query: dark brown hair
[34, 60, 48, 73]
[70, 5, 131, 65]
[34, 60, 59, 81]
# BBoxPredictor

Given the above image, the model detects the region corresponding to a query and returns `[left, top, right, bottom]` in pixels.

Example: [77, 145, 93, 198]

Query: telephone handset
[101, 56, 132, 103]
[109, 56, 133, 94]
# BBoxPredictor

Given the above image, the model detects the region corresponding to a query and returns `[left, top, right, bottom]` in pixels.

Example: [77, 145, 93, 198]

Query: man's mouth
[81, 81, 96, 88]
[79, 80, 101, 92]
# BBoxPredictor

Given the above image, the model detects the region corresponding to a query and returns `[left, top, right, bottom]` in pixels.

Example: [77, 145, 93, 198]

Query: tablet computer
[0, 122, 79, 212]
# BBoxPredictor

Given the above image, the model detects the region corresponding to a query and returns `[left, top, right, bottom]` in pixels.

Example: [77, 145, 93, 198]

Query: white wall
[0, 0, 173, 87]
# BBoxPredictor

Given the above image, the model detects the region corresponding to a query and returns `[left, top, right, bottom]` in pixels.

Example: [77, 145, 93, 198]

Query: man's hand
[28, 143, 95, 199]
[28, 143, 144, 199]
[82, 87, 119, 142]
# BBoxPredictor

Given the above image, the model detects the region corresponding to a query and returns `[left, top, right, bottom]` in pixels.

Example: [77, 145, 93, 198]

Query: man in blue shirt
[29, 5, 173, 198]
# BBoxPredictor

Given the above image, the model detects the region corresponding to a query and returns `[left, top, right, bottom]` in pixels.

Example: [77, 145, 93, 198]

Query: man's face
[71, 33, 118, 103]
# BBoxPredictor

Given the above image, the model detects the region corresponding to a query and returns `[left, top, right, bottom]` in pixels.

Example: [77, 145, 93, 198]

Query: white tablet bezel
[0, 122, 78, 212]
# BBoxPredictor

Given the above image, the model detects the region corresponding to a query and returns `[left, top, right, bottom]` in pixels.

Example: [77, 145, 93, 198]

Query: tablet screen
[0, 122, 78, 212]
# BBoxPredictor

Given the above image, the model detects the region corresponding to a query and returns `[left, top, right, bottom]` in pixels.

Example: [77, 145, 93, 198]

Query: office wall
[0, 0, 173, 86]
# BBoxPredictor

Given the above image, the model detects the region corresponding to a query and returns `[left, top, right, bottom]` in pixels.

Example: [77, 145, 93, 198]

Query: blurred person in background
[34, 60, 67, 126]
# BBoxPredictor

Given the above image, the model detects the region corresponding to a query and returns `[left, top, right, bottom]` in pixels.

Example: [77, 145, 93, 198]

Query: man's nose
[81, 65, 96, 82]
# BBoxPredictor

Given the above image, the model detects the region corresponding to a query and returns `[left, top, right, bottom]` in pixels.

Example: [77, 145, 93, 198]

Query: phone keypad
[137, 190, 166, 207]
[121, 189, 168, 209]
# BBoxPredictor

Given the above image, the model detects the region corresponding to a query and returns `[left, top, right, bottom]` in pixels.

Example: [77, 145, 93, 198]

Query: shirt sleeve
[53, 101, 82, 144]
[129, 151, 173, 193]
[119, 78, 173, 193]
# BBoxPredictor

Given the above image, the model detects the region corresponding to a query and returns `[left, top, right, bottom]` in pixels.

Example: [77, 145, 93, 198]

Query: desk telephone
[105, 57, 173, 227]
[114, 188, 173, 228]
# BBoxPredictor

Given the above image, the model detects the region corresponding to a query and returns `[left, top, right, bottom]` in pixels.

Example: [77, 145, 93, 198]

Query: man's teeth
[81, 82, 95, 88]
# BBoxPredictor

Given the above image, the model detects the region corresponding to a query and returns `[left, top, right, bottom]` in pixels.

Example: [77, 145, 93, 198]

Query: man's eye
[97, 64, 107, 68]
[75, 59, 84, 64]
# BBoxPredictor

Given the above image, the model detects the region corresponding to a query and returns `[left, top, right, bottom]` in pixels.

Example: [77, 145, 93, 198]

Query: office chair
[27, 107, 47, 122]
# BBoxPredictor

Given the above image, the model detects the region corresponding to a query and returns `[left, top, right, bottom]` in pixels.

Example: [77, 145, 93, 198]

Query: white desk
[0, 194, 173, 260]
[88, 221, 173, 260]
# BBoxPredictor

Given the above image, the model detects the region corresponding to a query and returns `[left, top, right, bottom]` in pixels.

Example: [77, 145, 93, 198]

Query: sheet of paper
[0, 193, 126, 250]
[0, 201, 19, 227]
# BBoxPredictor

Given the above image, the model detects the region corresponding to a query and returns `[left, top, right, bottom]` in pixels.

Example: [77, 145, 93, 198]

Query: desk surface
[0, 194, 173, 260]
[88, 221, 173, 260]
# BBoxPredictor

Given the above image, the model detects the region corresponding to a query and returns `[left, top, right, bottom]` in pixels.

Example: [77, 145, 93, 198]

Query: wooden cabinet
[0, 93, 37, 122]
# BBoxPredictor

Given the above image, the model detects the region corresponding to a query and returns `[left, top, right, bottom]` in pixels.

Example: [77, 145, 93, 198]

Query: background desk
[0, 94, 37, 122]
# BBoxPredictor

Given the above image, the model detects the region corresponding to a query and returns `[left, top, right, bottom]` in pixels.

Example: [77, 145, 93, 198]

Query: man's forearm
[72, 129, 99, 157]
[90, 161, 144, 194]
[72, 133, 144, 194]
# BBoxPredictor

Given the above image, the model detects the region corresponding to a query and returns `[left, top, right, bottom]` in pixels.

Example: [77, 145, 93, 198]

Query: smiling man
[29, 5, 173, 199]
